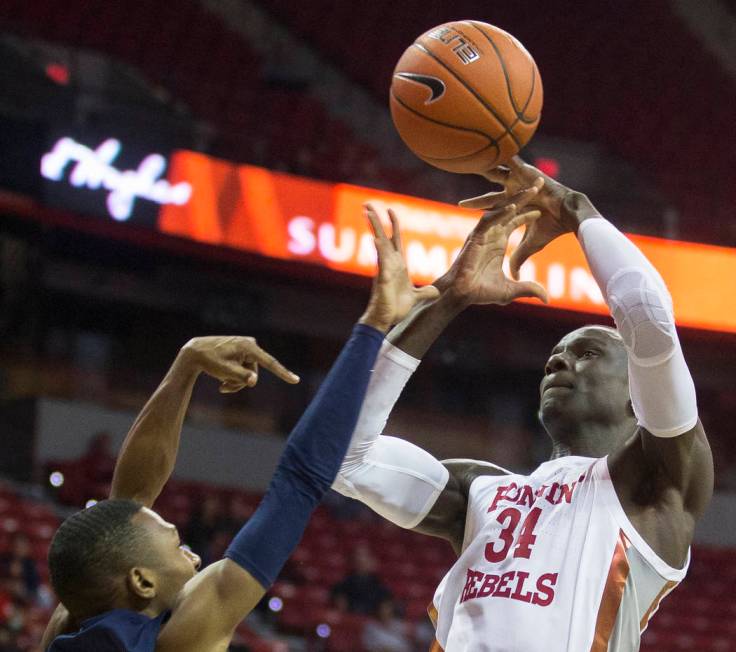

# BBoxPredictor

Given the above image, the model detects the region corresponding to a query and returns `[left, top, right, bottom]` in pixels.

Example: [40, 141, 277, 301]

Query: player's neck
[547, 420, 631, 459]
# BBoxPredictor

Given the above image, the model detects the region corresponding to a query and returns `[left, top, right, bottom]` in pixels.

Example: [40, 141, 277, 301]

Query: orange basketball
[390, 21, 543, 174]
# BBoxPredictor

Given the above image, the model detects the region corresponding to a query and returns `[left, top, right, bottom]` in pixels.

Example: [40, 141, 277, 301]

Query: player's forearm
[110, 352, 200, 507]
[225, 323, 383, 588]
[386, 292, 466, 359]
[576, 214, 697, 437]
[333, 339, 450, 530]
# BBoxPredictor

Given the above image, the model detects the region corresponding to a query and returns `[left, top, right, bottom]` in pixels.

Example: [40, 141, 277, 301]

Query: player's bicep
[639, 421, 714, 518]
[412, 464, 467, 552]
[156, 560, 265, 652]
[413, 460, 508, 554]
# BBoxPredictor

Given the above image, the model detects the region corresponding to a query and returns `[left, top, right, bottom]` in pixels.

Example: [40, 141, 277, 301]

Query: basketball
[390, 21, 543, 174]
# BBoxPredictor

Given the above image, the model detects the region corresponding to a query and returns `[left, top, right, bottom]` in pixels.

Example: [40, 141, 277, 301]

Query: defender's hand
[439, 198, 548, 307]
[460, 157, 594, 279]
[180, 336, 299, 393]
[359, 204, 440, 332]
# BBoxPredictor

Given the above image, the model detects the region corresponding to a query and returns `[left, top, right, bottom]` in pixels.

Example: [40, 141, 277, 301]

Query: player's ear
[127, 566, 157, 600]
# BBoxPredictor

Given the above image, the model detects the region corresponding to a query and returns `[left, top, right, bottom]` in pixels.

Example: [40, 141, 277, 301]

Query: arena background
[0, 1, 735, 650]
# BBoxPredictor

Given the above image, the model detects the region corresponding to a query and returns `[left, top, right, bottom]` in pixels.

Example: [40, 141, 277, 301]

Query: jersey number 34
[485, 507, 542, 563]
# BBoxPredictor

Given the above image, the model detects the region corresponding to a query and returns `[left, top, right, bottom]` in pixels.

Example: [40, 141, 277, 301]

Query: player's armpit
[413, 460, 510, 554]
[156, 559, 265, 652]
[609, 421, 713, 520]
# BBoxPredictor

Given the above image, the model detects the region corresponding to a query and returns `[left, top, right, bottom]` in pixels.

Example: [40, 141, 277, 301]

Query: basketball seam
[390, 90, 500, 161]
[410, 42, 521, 149]
[420, 140, 501, 164]
[466, 21, 538, 125]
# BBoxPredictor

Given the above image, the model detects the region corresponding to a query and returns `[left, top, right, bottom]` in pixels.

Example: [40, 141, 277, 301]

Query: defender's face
[539, 327, 630, 428]
[133, 508, 201, 607]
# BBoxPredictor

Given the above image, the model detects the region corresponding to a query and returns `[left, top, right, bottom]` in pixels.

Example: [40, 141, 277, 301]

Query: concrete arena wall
[35, 398, 736, 547]
[36, 398, 284, 492]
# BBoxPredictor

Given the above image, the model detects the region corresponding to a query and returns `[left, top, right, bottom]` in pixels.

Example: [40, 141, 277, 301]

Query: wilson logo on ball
[394, 72, 446, 104]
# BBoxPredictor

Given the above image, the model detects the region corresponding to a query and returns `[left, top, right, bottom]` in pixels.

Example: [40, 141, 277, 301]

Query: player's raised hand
[181, 335, 299, 393]
[359, 203, 440, 332]
[437, 189, 548, 307]
[459, 156, 594, 279]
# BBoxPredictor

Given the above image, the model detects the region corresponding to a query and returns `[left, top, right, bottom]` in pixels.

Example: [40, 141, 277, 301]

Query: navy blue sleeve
[225, 323, 383, 588]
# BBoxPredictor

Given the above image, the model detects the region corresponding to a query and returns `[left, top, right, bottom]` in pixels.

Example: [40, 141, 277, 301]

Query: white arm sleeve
[332, 341, 449, 529]
[577, 217, 698, 437]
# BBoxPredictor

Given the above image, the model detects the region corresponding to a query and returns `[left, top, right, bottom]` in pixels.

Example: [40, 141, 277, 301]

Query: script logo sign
[41, 137, 192, 221]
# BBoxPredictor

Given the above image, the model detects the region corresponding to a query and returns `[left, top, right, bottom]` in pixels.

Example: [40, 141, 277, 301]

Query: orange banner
[159, 151, 736, 334]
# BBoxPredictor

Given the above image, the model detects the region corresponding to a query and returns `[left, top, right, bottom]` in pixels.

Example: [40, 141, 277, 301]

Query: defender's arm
[110, 337, 297, 507]
[156, 206, 437, 650]
[109, 351, 200, 507]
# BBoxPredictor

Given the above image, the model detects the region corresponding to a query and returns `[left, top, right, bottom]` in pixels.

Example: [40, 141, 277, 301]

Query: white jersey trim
[595, 456, 690, 582]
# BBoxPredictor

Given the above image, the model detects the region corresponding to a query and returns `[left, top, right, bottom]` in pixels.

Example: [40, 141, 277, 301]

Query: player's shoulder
[441, 458, 514, 495]
[48, 609, 169, 652]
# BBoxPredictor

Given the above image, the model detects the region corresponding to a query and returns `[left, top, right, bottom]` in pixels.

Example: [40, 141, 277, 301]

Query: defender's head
[49, 499, 200, 621]
[539, 325, 636, 453]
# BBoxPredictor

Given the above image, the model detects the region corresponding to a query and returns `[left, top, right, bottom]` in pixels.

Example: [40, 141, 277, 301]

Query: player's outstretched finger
[363, 203, 390, 242]
[472, 204, 516, 237]
[508, 279, 548, 304]
[250, 345, 300, 384]
[387, 209, 403, 252]
[509, 235, 543, 281]
[505, 209, 542, 234]
[458, 189, 507, 210]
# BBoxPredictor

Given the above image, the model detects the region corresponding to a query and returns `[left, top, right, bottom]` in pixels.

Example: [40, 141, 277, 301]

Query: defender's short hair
[48, 499, 151, 614]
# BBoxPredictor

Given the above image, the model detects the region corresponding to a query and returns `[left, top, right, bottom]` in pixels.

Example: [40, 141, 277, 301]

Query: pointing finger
[248, 344, 300, 384]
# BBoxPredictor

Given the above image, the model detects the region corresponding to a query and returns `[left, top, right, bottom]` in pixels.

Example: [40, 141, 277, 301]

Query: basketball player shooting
[332, 158, 714, 651]
[40, 208, 439, 652]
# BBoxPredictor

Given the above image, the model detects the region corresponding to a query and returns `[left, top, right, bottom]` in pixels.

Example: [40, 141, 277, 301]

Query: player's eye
[581, 350, 599, 359]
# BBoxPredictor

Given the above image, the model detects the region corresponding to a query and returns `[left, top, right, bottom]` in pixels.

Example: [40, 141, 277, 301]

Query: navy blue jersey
[48, 609, 169, 651]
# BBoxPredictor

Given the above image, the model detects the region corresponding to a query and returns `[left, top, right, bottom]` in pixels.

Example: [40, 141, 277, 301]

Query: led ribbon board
[41, 136, 192, 221]
[158, 151, 736, 334]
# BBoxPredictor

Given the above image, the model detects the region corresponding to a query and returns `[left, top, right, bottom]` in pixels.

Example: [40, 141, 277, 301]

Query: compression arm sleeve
[225, 324, 382, 588]
[332, 341, 450, 529]
[577, 217, 698, 437]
